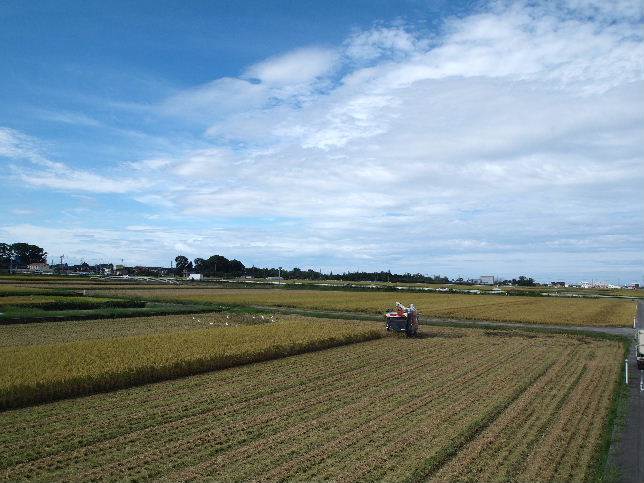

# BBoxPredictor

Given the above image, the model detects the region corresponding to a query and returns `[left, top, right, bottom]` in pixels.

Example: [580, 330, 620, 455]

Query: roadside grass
[592, 340, 632, 482]
[0, 318, 382, 410]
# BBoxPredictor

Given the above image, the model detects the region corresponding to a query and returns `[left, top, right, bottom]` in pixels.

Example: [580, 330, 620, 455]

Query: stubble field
[0, 328, 623, 481]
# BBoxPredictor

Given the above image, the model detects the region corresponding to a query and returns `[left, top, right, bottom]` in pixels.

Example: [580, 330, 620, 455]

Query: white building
[187, 273, 203, 281]
[479, 275, 495, 285]
[27, 262, 49, 272]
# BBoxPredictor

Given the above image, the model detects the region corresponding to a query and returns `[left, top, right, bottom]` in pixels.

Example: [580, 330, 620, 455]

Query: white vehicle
[637, 330, 644, 370]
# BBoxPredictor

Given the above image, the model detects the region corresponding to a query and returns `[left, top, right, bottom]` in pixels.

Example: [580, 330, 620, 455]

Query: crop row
[105, 287, 636, 327]
[0, 318, 382, 410]
[0, 328, 622, 481]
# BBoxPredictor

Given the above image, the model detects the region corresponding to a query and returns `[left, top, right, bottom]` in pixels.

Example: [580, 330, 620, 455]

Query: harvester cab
[385, 302, 419, 337]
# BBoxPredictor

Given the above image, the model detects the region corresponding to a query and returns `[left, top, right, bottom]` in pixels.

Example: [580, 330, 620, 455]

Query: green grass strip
[0, 304, 220, 324]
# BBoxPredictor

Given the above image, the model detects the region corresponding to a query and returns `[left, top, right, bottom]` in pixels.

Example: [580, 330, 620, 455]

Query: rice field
[0, 317, 382, 410]
[104, 287, 637, 327]
[0, 328, 623, 481]
[0, 295, 145, 311]
[0, 311, 281, 346]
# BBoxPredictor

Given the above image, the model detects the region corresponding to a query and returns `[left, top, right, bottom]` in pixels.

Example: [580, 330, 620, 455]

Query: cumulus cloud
[244, 47, 338, 85]
[5, 0, 644, 279]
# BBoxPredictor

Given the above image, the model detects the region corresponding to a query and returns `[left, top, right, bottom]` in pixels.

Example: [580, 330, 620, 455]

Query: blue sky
[1, 0, 643, 283]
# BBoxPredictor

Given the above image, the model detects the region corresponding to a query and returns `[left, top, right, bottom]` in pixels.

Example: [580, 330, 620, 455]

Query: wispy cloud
[0, 127, 146, 193]
[33, 109, 103, 127]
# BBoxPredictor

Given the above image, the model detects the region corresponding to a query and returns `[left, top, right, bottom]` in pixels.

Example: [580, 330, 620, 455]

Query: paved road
[611, 301, 642, 483]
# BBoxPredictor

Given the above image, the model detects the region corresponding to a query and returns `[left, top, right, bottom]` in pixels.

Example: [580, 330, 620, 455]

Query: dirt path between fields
[250, 305, 634, 337]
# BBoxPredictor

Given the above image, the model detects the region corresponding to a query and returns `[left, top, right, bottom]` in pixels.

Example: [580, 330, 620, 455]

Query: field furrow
[0, 328, 624, 482]
[430, 344, 584, 481]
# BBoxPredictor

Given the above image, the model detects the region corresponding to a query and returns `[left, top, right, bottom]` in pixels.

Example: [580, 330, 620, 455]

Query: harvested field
[0, 329, 623, 481]
[0, 318, 381, 410]
[104, 287, 637, 327]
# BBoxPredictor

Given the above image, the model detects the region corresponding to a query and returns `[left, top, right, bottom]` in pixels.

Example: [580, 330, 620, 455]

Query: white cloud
[245, 47, 338, 85]
[344, 26, 424, 61]
[0, 127, 46, 162]
[160, 47, 338, 124]
[0, 127, 145, 193]
[34, 109, 102, 127]
[160, 77, 267, 120]
[6, 0, 644, 280]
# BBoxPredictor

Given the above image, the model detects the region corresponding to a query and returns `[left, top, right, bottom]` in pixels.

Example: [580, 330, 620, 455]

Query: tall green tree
[0, 243, 12, 269]
[174, 255, 192, 275]
[193, 258, 206, 274]
[4, 243, 47, 267]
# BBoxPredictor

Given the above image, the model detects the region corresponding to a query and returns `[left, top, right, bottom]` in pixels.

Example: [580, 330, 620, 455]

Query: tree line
[174, 254, 451, 283]
[0, 240, 538, 286]
[174, 255, 245, 276]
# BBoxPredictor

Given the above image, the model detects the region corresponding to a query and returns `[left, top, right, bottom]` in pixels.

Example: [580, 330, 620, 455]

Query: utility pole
[59, 255, 65, 274]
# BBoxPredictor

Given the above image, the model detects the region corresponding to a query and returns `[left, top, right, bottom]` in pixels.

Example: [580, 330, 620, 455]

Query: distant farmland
[103, 287, 636, 327]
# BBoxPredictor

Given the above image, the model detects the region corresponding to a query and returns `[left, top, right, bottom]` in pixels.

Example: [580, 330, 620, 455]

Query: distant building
[479, 275, 495, 285]
[187, 273, 203, 281]
[581, 281, 621, 289]
[27, 262, 49, 272]
[550, 281, 566, 287]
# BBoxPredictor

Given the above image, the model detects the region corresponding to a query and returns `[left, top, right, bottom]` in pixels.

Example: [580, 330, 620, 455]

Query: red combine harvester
[385, 302, 419, 337]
